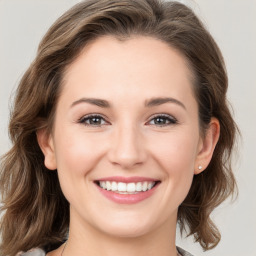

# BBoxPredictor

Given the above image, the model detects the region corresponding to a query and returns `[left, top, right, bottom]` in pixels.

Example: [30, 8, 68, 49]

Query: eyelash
[78, 114, 178, 127]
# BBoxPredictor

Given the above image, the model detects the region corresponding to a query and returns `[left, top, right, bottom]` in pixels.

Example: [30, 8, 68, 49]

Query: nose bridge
[108, 119, 146, 168]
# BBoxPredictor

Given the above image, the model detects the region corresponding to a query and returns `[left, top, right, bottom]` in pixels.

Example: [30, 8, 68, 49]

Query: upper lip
[95, 176, 160, 183]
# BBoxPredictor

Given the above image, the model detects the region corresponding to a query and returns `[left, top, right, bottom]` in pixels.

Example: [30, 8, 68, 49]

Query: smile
[94, 177, 160, 204]
[97, 181, 156, 194]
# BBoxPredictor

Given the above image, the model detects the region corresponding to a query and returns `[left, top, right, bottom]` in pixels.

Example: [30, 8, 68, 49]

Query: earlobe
[36, 129, 57, 170]
[194, 118, 220, 175]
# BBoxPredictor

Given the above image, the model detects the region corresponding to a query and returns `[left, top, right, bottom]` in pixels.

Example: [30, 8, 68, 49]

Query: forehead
[61, 35, 196, 106]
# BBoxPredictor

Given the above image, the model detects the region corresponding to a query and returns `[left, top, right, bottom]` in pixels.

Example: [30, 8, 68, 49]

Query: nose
[107, 123, 147, 169]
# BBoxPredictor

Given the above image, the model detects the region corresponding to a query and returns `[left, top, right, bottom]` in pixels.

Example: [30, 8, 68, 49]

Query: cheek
[54, 128, 106, 178]
[53, 127, 108, 206]
[150, 130, 198, 169]
[148, 130, 198, 198]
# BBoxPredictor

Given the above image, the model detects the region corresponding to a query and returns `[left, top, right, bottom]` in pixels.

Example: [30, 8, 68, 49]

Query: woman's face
[39, 36, 217, 238]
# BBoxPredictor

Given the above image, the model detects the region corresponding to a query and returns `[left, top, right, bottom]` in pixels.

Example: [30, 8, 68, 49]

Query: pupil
[91, 117, 101, 124]
[156, 117, 165, 124]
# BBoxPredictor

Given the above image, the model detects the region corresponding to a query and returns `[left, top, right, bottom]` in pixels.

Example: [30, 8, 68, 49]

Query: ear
[37, 129, 57, 170]
[194, 117, 220, 175]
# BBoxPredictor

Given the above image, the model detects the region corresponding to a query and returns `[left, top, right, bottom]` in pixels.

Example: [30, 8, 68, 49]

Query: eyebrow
[70, 97, 186, 110]
[145, 97, 186, 110]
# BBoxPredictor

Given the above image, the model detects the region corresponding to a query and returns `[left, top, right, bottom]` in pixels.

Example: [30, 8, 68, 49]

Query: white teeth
[127, 183, 136, 192]
[148, 182, 154, 190]
[111, 181, 117, 191]
[142, 182, 147, 191]
[118, 182, 126, 192]
[106, 181, 111, 191]
[98, 181, 156, 193]
[100, 181, 106, 189]
[136, 182, 142, 191]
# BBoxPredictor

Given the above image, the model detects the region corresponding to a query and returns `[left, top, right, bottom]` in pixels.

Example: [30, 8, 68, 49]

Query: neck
[63, 209, 178, 256]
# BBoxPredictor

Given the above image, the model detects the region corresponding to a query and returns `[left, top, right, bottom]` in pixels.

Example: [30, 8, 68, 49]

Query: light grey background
[0, 0, 255, 255]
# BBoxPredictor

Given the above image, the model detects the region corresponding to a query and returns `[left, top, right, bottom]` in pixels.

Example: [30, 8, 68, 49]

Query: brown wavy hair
[0, 0, 238, 255]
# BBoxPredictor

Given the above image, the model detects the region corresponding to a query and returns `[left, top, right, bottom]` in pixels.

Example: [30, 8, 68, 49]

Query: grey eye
[79, 115, 107, 126]
[148, 115, 177, 126]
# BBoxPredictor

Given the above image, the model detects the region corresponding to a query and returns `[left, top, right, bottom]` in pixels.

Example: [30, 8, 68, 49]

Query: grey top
[177, 246, 194, 256]
[20, 246, 194, 256]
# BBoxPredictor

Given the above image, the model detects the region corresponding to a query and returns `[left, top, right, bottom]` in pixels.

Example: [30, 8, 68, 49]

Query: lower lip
[95, 183, 159, 204]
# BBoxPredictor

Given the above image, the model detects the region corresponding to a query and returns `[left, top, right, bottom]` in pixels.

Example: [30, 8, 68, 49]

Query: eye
[78, 114, 108, 127]
[77, 113, 176, 127]
[147, 114, 177, 127]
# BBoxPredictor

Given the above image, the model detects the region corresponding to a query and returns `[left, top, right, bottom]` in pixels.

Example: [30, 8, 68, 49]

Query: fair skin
[38, 36, 219, 256]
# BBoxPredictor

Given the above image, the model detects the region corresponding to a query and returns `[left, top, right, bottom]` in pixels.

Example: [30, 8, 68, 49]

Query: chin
[101, 223, 152, 238]
[92, 212, 159, 238]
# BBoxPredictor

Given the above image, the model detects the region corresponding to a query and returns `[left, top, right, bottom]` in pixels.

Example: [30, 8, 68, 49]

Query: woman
[0, 0, 238, 256]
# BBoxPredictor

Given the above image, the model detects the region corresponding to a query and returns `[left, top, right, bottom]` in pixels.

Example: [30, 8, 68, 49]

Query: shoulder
[18, 248, 46, 256]
[177, 246, 195, 256]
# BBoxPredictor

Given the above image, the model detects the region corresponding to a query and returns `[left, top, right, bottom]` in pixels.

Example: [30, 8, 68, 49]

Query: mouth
[93, 177, 160, 204]
[94, 180, 160, 194]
